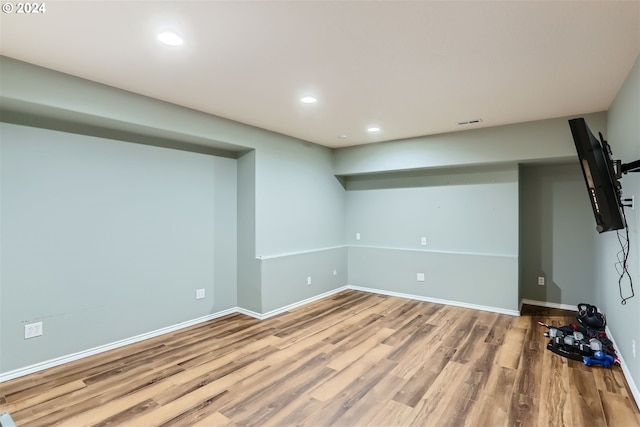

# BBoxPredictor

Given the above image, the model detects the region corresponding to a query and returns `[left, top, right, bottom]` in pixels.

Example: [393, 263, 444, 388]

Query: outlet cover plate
[25, 322, 43, 339]
[196, 288, 205, 299]
[417, 273, 425, 282]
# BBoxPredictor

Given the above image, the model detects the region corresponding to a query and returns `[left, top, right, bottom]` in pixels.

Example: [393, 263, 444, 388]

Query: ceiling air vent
[457, 119, 483, 126]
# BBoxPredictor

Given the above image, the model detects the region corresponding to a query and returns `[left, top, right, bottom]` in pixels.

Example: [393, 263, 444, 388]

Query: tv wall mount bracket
[616, 159, 640, 176]
[616, 159, 639, 210]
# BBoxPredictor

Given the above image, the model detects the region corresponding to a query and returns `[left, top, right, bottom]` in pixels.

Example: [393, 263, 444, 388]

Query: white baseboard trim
[237, 286, 350, 320]
[0, 288, 353, 382]
[235, 307, 264, 320]
[3, 288, 635, 413]
[605, 325, 640, 411]
[349, 285, 520, 316]
[0, 285, 520, 383]
[520, 298, 577, 312]
[0, 412, 17, 427]
[0, 308, 237, 383]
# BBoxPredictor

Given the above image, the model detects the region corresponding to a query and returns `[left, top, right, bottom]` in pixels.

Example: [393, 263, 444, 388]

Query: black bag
[577, 303, 606, 330]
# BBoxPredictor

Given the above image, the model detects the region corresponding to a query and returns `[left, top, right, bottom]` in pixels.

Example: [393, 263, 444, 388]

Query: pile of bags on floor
[538, 303, 619, 368]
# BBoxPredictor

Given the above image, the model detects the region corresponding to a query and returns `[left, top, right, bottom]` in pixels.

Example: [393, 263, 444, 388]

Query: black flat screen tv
[569, 117, 625, 233]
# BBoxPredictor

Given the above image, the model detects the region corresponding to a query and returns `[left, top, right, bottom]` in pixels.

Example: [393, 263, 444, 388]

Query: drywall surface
[1, 56, 349, 319]
[603, 53, 640, 388]
[348, 247, 518, 311]
[255, 137, 346, 257]
[345, 165, 519, 311]
[251, 136, 347, 313]
[0, 57, 247, 154]
[237, 150, 262, 312]
[0, 123, 237, 374]
[519, 163, 597, 305]
[334, 113, 607, 176]
[260, 247, 348, 313]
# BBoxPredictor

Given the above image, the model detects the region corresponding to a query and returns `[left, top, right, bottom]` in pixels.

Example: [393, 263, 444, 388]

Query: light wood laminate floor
[1, 290, 639, 426]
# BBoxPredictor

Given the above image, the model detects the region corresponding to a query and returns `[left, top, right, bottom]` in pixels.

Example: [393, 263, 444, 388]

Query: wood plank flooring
[1, 290, 639, 426]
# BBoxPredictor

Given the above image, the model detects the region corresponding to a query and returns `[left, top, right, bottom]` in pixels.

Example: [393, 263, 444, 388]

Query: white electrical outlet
[421, 237, 427, 246]
[417, 273, 425, 282]
[538, 276, 545, 286]
[356, 232, 361, 241]
[24, 322, 43, 339]
[333, 269, 337, 276]
[196, 288, 205, 299]
[633, 340, 636, 358]
[307, 276, 312, 286]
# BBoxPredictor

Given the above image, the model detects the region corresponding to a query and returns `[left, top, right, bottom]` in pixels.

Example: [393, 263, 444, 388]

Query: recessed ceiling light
[157, 31, 183, 46]
[367, 126, 381, 133]
[300, 96, 317, 104]
[338, 134, 348, 139]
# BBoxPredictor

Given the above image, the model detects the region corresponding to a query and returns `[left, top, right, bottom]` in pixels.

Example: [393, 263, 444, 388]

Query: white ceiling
[1, 1, 639, 148]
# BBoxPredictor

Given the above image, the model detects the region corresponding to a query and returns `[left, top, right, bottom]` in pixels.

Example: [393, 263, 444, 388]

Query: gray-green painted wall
[253, 135, 347, 312]
[261, 247, 348, 313]
[603, 54, 640, 385]
[237, 150, 261, 313]
[345, 165, 518, 254]
[0, 57, 349, 374]
[344, 164, 519, 311]
[255, 138, 345, 256]
[335, 113, 606, 314]
[0, 122, 237, 373]
[333, 115, 601, 176]
[519, 163, 597, 305]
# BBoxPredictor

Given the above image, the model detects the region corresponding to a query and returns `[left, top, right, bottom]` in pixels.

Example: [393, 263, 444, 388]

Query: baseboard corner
[520, 298, 577, 312]
[605, 326, 640, 411]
